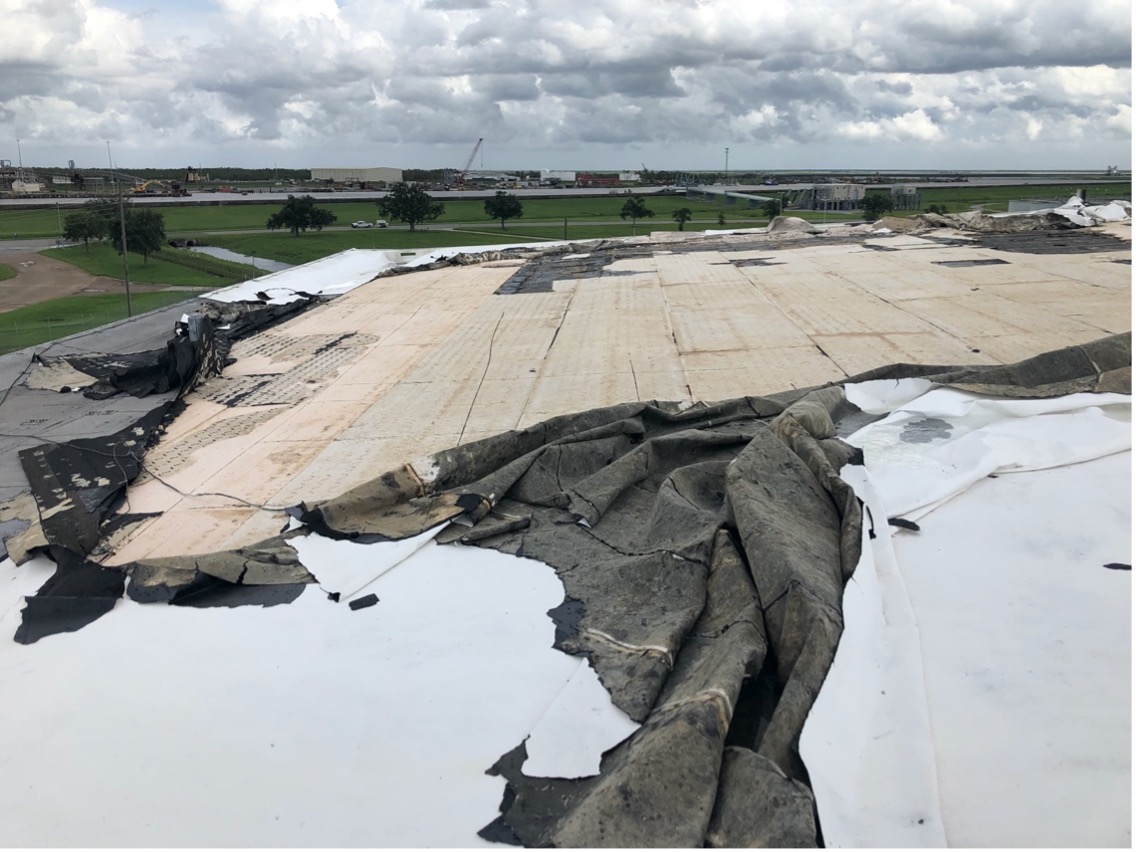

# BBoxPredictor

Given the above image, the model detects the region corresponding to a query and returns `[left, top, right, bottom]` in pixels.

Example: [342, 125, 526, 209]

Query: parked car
[376, 220, 389, 228]
[351, 220, 373, 228]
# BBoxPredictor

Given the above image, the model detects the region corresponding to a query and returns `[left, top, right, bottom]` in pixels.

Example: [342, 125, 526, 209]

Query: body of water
[190, 246, 291, 273]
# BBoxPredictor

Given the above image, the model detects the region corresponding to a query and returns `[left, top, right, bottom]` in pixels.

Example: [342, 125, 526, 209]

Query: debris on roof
[0, 220, 1129, 846]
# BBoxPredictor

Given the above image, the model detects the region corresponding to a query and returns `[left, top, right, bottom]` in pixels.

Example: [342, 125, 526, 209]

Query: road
[1, 177, 1128, 212]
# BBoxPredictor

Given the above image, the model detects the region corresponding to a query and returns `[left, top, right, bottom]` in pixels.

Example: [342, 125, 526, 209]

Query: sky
[0, 0, 1130, 172]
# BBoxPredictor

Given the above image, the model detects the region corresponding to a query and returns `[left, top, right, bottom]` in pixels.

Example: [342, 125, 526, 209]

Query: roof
[0, 216, 1130, 845]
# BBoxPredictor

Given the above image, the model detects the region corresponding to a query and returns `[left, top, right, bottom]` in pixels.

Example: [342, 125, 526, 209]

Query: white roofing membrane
[802, 384, 1131, 847]
[0, 539, 637, 846]
[203, 241, 582, 304]
[2, 387, 1126, 845]
[203, 247, 400, 304]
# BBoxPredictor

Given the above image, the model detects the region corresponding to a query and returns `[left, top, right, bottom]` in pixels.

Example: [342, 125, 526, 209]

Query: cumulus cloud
[0, 0, 1129, 168]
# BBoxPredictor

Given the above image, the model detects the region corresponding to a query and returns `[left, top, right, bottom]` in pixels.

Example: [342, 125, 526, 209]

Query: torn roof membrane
[0, 221, 1130, 846]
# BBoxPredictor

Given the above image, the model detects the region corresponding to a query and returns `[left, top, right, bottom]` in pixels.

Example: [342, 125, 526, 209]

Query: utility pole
[107, 141, 133, 317]
[724, 147, 729, 185]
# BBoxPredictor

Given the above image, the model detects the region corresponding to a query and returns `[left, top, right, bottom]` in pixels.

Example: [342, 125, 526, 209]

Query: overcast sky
[1, 0, 1130, 172]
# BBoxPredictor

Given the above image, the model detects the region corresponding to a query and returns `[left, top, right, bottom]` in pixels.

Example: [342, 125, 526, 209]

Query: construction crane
[455, 138, 483, 187]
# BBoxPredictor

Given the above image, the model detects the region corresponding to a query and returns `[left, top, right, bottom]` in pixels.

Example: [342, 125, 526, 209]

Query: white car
[351, 220, 373, 228]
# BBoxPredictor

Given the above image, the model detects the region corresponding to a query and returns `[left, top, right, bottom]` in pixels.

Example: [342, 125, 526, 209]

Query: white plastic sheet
[0, 538, 639, 846]
[802, 385, 1131, 847]
[204, 248, 398, 304]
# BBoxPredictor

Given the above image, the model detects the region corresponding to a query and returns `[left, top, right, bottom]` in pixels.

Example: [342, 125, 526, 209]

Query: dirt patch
[0, 252, 163, 314]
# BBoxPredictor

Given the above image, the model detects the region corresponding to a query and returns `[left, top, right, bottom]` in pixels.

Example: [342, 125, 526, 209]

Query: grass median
[0, 290, 205, 355]
[42, 243, 261, 286]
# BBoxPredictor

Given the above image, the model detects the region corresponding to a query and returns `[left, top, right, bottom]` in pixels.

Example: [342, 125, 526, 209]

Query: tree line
[264, 185, 702, 236]
[62, 200, 166, 264]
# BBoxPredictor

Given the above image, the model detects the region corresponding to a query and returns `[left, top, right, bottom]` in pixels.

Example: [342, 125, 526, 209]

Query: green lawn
[43, 243, 260, 286]
[918, 183, 1131, 213]
[0, 290, 203, 355]
[0, 263, 15, 282]
[0, 193, 769, 238]
[2, 184, 1129, 240]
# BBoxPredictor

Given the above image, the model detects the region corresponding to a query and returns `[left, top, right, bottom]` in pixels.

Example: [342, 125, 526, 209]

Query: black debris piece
[18, 402, 178, 556]
[14, 547, 126, 644]
[934, 258, 1010, 268]
[1103, 562, 1131, 571]
[165, 575, 307, 609]
[975, 230, 1129, 255]
[349, 593, 379, 610]
[888, 517, 921, 532]
[545, 596, 585, 646]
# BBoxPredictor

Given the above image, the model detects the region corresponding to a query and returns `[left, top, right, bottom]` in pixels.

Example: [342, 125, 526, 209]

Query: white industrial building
[540, 169, 577, 184]
[310, 167, 403, 184]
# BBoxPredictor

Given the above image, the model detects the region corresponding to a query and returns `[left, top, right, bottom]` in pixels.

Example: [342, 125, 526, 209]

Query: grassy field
[0, 263, 14, 282]
[1, 183, 1128, 240]
[0, 290, 203, 356]
[917, 183, 1130, 212]
[0, 195, 767, 236]
[42, 244, 261, 286]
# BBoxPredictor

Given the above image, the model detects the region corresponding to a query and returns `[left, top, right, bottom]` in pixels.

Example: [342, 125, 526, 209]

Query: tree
[762, 196, 783, 219]
[109, 208, 166, 265]
[266, 194, 337, 235]
[379, 182, 445, 231]
[63, 210, 106, 251]
[717, 212, 727, 227]
[860, 193, 894, 222]
[672, 207, 693, 231]
[83, 198, 118, 238]
[619, 197, 654, 234]
[923, 203, 949, 215]
[484, 191, 523, 229]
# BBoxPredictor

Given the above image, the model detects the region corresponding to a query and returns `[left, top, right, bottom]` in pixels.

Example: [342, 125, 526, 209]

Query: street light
[106, 140, 133, 317]
[724, 147, 729, 185]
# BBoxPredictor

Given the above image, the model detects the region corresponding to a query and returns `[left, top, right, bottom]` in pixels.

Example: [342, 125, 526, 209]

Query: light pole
[106, 141, 133, 317]
[724, 147, 729, 185]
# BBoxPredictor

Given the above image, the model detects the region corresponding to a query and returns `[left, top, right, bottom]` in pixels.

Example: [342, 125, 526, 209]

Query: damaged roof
[0, 215, 1130, 846]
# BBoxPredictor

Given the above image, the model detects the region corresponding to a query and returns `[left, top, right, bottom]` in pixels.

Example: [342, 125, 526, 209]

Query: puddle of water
[190, 246, 292, 273]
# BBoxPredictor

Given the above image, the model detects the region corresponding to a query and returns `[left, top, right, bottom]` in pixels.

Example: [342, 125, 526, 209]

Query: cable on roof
[0, 429, 292, 513]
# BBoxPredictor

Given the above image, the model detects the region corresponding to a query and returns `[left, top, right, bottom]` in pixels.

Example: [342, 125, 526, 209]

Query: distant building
[540, 170, 577, 185]
[310, 167, 403, 184]
[808, 183, 865, 211]
[890, 184, 922, 211]
[619, 172, 641, 182]
[577, 172, 620, 187]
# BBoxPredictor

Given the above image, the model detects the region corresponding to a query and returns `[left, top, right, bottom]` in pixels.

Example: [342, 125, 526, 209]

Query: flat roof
[89, 221, 1130, 562]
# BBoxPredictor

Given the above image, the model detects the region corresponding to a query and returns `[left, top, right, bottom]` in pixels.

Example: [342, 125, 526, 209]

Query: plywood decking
[104, 227, 1132, 562]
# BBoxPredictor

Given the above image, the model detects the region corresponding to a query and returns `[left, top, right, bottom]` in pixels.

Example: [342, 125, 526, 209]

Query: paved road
[1, 177, 1128, 212]
[0, 238, 65, 252]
